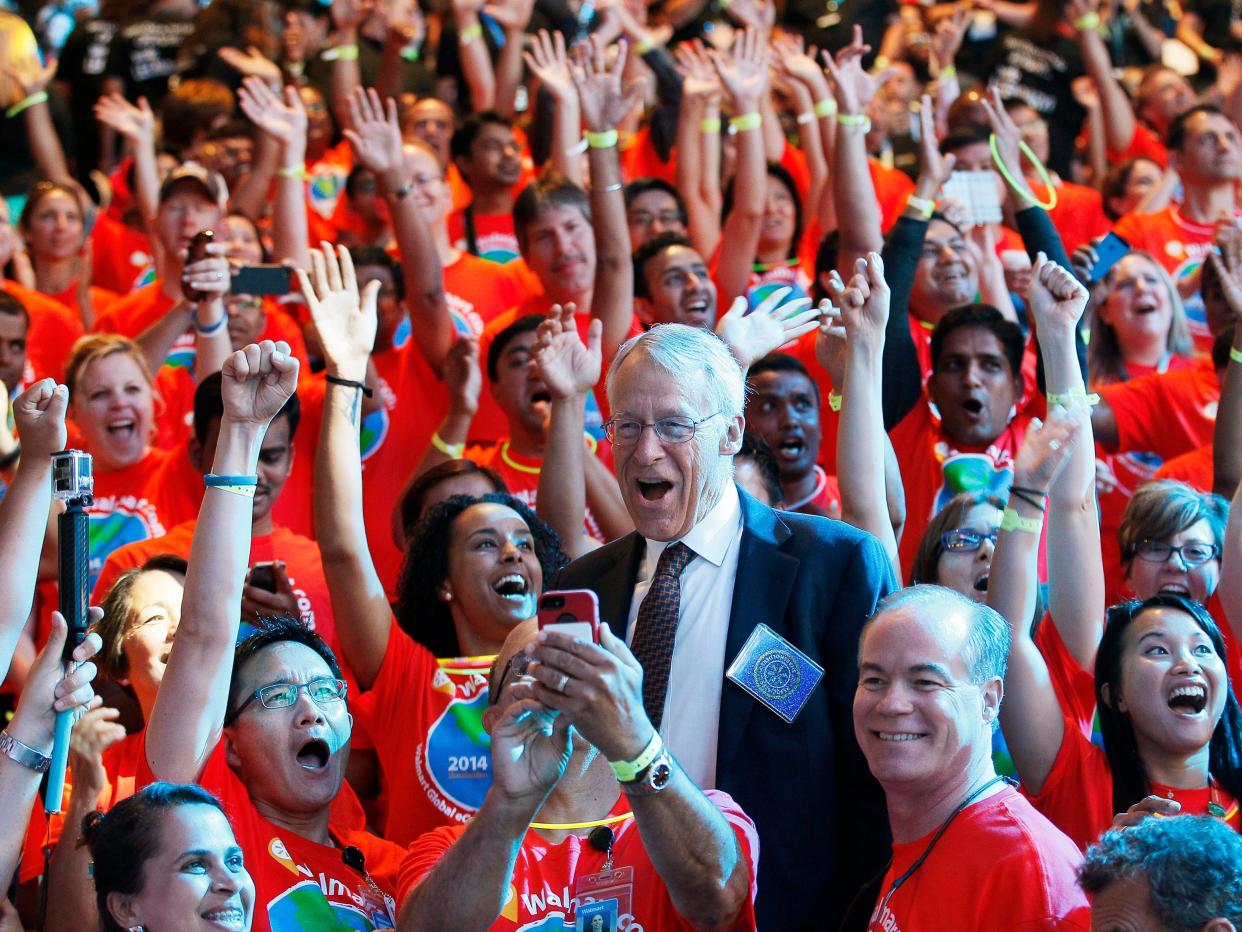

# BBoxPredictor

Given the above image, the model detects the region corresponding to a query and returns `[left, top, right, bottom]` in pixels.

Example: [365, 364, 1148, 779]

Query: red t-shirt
[1106, 122, 1169, 168]
[1025, 719, 1242, 851]
[890, 402, 1037, 581]
[90, 212, 155, 295]
[42, 282, 120, 323]
[787, 465, 842, 518]
[351, 627, 493, 847]
[136, 742, 405, 932]
[448, 209, 521, 264]
[1113, 206, 1232, 352]
[86, 447, 188, 588]
[867, 786, 1090, 931]
[620, 125, 676, 185]
[90, 520, 337, 652]
[2, 279, 85, 382]
[1031, 178, 1111, 254]
[1155, 442, 1213, 490]
[1098, 355, 1218, 459]
[396, 790, 759, 930]
[1034, 615, 1098, 738]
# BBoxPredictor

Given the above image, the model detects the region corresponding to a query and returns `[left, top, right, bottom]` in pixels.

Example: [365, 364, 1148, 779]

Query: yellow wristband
[277, 164, 308, 180]
[1231, 347, 1242, 365]
[1073, 11, 1100, 31]
[812, 98, 836, 119]
[729, 112, 762, 132]
[635, 36, 653, 55]
[460, 22, 483, 40]
[699, 115, 722, 134]
[907, 194, 936, 219]
[610, 731, 663, 783]
[207, 483, 257, 499]
[938, 64, 957, 79]
[836, 111, 869, 126]
[1001, 507, 1043, 534]
[4, 91, 48, 119]
[432, 432, 465, 458]
[827, 391, 842, 412]
[586, 129, 618, 149]
[1046, 390, 1100, 408]
[323, 43, 359, 61]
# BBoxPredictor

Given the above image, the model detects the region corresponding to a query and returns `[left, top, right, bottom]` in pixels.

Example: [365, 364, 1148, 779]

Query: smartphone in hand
[182, 229, 215, 303]
[537, 589, 601, 644]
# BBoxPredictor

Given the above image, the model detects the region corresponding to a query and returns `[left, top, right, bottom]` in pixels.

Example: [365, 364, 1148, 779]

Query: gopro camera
[51, 450, 93, 504]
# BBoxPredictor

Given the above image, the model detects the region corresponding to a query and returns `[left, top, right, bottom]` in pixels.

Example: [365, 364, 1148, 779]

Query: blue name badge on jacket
[726, 624, 824, 723]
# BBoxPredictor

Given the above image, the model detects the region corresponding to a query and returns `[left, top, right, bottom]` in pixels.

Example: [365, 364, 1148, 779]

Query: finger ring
[1049, 439, 1061, 451]
[556, 673, 570, 692]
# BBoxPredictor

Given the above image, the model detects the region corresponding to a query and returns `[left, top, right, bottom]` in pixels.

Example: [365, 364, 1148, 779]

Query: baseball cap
[158, 161, 229, 210]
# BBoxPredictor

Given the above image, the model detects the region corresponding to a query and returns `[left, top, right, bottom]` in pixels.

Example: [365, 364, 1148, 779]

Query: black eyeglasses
[1134, 539, 1220, 567]
[602, 412, 721, 446]
[940, 528, 999, 553]
[224, 676, 347, 725]
[489, 652, 531, 706]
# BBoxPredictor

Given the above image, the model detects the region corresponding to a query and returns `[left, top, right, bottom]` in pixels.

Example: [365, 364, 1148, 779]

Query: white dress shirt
[625, 482, 743, 789]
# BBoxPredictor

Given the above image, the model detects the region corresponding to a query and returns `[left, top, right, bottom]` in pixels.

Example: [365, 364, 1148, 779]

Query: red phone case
[537, 589, 601, 643]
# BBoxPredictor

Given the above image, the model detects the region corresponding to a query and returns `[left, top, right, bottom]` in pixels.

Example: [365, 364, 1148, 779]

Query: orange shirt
[85, 447, 187, 589]
[1026, 720, 1241, 850]
[351, 629, 494, 846]
[1032, 178, 1111, 253]
[1155, 442, 1214, 491]
[1106, 122, 1169, 168]
[43, 281, 120, 322]
[868, 787, 1090, 930]
[91, 520, 337, 654]
[90, 212, 155, 295]
[1, 279, 84, 382]
[1097, 355, 1218, 459]
[137, 741, 404, 932]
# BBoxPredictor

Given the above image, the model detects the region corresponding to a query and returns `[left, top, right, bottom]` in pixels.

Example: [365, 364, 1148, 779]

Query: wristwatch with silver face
[0, 730, 51, 773]
[619, 750, 672, 796]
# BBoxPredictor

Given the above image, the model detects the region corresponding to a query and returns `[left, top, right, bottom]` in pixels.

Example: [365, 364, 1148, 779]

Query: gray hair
[606, 324, 746, 420]
[862, 585, 1011, 685]
[1079, 816, 1242, 932]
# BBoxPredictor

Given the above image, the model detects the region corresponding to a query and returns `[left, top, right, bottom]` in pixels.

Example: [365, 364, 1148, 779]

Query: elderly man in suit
[555, 322, 896, 929]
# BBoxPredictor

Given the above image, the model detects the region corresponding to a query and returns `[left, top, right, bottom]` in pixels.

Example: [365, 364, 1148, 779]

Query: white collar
[642, 482, 741, 572]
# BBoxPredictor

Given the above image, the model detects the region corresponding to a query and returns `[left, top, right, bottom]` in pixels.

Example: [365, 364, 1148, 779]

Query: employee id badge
[573, 866, 633, 922]
[575, 897, 620, 931]
[726, 623, 824, 723]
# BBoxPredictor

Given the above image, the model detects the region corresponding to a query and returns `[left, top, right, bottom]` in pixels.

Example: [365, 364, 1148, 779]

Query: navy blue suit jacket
[554, 488, 896, 930]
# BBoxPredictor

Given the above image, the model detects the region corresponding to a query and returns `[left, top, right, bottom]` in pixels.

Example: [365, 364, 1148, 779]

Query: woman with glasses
[83, 782, 255, 932]
[308, 241, 569, 847]
[1117, 480, 1227, 609]
[909, 492, 1004, 601]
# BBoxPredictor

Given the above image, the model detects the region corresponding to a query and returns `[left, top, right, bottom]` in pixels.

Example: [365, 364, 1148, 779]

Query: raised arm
[414, 337, 482, 478]
[715, 289, 819, 375]
[532, 304, 604, 558]
[93, 93, 160, 234]
[571, 36, 644, 361]
[451, 0, 497, 111]
[488, 0, 536, 118]
[134, 241, 233, 383]
[145, 340, 298, 783]
[832, 255, 902, 578]
[711, 28, 770, 307]
[344, 87, 455, 375]
[1213, 250, 1242, 637]
[0, 381, 66, 682]
[1068, 0, 1139, 157]
[989, 410, 1081, 794]
[10, 54, 70, 185]
[0, 613, 100, 887]
[1031, 254, 1105, 671]
[524, 30, 584, 185]
[772, 35, 830, 231]
[237, 78, 312, 270]
[673, 41, 724, 259]
[823, 26, 892, 268]
[304, 245, 394, 691]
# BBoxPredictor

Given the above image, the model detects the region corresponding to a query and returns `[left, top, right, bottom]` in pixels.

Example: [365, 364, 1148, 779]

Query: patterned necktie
[630, 541, 695, 729]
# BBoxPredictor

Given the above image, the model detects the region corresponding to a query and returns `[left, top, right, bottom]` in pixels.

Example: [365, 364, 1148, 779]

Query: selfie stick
[45, 450, 94, 814]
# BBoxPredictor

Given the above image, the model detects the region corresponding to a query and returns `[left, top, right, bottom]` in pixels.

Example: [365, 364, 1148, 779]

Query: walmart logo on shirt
[266, 879, 394, 930]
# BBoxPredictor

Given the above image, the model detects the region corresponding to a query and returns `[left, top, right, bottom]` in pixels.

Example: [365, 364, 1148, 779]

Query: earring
[129, 926, 146, 932]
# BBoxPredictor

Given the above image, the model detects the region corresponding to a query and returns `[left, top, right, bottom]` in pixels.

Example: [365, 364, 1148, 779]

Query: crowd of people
[4, 0, 1242, 927]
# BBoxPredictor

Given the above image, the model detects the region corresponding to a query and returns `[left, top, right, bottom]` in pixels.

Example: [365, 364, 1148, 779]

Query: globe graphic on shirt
[936, 453, 1014, 513]
[358, 407, 389, 463]
[266, 879, 391, 930]
[426, 692, 493, 810]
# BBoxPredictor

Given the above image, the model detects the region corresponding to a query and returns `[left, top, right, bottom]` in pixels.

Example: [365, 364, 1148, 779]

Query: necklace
[500, 440, 541, 475]
[875, 775, 1008, 918]
[436, 654, 496, 677]
[1154, 776, 1239, 824]
[530, 812, 635, 831]
[785, 465, 829, 512]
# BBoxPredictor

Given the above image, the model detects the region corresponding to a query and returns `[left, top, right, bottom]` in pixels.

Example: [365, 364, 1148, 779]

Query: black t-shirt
[56, 18, 118, 170]
[772, 0, 898, 63]
[987, 28, 1086, 177]
[104, 11, 196, 107]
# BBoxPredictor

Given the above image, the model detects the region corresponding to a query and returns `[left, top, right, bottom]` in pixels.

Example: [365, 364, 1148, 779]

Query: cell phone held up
[182, 229, 215, 303]
[537, 589, 601, 644]
[230, 265, 293, 296]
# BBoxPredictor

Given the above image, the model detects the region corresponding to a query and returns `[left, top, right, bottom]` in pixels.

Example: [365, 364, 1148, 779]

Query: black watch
[620, 750, 672, 796]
